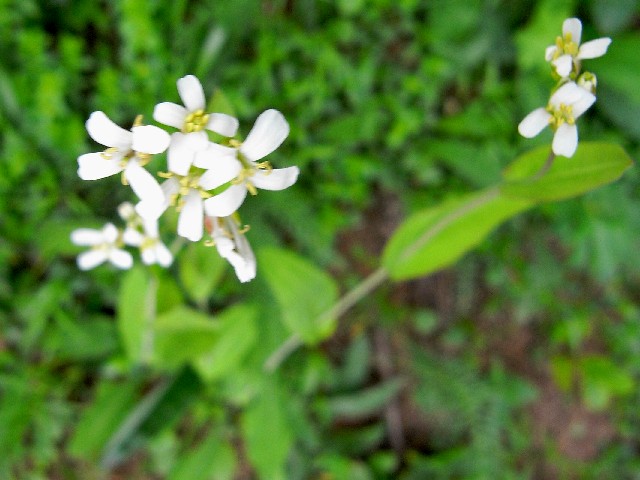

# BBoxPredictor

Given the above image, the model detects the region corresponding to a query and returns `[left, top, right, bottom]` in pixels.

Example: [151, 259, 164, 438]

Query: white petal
[215, 236, 235, 257]
[86, 111, 132, 149]
[240, 109, 289, 161]
[198, 157, 242, 190]
[153, 102, 187, 129]
[102, 223, 119, 243]
[154, 243, 173, 267]
[141, 247, 156, 265]
[77, 250, 108, 270]
[518, 108, 551, 138]
[577, 37, 612, 60]
[167, 133, 197, 175]
[545, 45, 558, 61]
[549, 82, 583, 107]
[251, 166, 299, 191]
[178, 190, 204, 241]
[108, 248, 133, 269]
[125, 162, 165, 206]
[206, 113, 239, 137]
[122, 227, 143, 246]
[552, 54, 573, 77]
[136, 178, 176, 221]
[553, 123, 578, 158]
[192, 142, 237, 169]
[204, 184, 247, 217]
[71, 228, 103, 246]
[563, 18, 582, 46]
[572, 90, 596, 118]
[131, 125, 171, 154]
[77, 153, 124, 180]
[177, 75, 206, 111]
[142, 218, 159, 238]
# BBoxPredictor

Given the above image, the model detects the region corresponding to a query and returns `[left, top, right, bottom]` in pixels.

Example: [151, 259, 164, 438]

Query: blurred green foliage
[1, 0, 639, 478]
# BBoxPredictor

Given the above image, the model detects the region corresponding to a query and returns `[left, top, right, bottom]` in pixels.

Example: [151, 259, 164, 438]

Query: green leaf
[259, 247, 339, 344]
[322, 378, 404, 420]
[193, 304, 258, 382]
[501, 142, 633, 201]
[168, 431, 236, 480]
[383, 189, 532, 281]
[179, 241, 226, 305]
[67, 378, 141, 461]
[153, 306, 219, 368]
[118, 266, 153, 364]
[242, 379, 294, 480]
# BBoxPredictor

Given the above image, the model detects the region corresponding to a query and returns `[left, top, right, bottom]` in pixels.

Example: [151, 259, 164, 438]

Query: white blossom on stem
[206, 215, 256, 283]
[518, 81, 596, 158]
[71, 223, 132, 270]
[77, 112, 169, 213]
[154, 75, 239, 174]
[545, 18, 611, 78]
[119, 202, 173, 267]
[203, 109, 299, 218]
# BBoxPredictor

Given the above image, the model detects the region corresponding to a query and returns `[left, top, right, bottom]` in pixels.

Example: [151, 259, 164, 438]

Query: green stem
[141, 270, 158, 365]
[532, 150, 556, 180]
[264, 267, 389, 372]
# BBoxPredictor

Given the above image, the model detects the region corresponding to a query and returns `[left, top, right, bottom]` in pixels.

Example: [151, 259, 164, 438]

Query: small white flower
[77, 112, 169, 212]
[545, 18, 611, 78]
[206, 216, 256, 283]
[71, 223, 133, 270]
[518, 82, 596, 158]
[122, 216, 173, 267]
[154, 75, 239, 173]
[203, 109, 299, 218]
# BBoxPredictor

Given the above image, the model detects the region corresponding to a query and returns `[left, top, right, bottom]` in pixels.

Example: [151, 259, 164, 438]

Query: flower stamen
[182, 109, 210, 133]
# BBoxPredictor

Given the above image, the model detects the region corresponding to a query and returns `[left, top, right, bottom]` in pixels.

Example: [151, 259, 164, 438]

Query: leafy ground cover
[1, 0, 639, 478]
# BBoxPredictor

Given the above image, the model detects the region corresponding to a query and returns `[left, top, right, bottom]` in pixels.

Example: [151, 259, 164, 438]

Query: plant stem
[141, 270, 158, 365]
[533, 150, 556, 180]
[264, 267, 389, 372]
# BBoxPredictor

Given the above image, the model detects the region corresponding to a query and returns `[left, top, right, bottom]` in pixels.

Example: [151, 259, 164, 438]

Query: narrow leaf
[383, 189, 532, 281]
[118, 266, 153, 364]
[169, 430, 236, 480]
[502, 142, 633, 201]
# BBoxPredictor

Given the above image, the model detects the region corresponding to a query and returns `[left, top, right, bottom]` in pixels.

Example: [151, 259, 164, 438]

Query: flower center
[554, 33, 579, 58]
[546, 103, 575, 130]
[232, 161, 273, 196]
[182, 109, 210, 133]
[158, 171, 213, 210]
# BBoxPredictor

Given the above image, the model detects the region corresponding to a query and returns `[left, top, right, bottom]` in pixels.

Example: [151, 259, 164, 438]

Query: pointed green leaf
[383, 189, 532, 281]
[259, 247, 339, 344]
[193, 304, 258, 382]
[502, 142, 633, 201]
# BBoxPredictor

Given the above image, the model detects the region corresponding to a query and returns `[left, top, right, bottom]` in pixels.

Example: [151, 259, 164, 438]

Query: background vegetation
[1, 0, 639, 478]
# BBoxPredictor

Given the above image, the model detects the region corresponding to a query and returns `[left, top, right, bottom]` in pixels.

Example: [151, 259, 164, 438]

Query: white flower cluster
[518, 18, 611, 158]
[71, 75, 299, 282]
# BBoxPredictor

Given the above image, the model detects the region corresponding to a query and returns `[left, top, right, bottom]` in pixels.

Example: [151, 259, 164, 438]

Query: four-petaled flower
[78, 112, 170, 209]
[545, 18, 611, 79]
[154, 75, 239, 175]
[518, 81, 595, 158]
[203, 109, 299, 218]
[71, 223, 133, 270]
[119, 202, 173, 267]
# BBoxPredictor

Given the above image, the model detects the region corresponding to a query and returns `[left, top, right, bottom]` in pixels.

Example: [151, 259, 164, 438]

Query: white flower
[137, 146, 242, 241]
[77, 112, 169, 212]
[154, 75, 239, 173]
[545, 18, 611, 78]
[203, 109, 299, 218]
[122, 217, 173, 267]
[71, 223, 132, 270]
[206, 216, 256, 283]
[518, 82, 596, 158]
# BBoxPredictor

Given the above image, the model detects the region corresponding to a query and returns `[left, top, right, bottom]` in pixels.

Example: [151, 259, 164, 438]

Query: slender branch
[264, 267, 389, 372]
